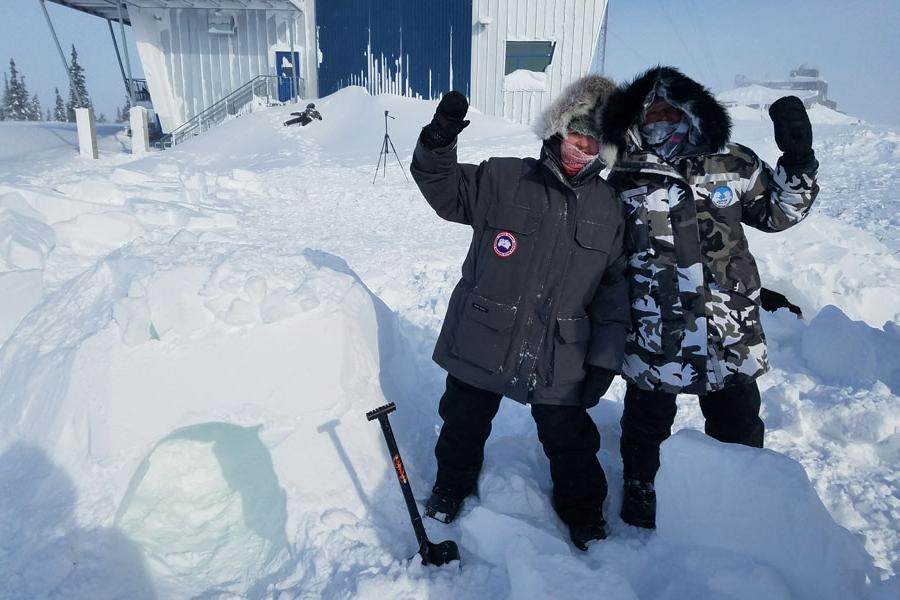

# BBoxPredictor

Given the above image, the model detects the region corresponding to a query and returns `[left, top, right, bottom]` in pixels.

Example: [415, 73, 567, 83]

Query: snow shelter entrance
[276, 51, 301, 103]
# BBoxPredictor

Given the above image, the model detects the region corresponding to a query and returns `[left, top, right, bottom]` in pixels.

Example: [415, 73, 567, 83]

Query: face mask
[640, 120, 679, 146]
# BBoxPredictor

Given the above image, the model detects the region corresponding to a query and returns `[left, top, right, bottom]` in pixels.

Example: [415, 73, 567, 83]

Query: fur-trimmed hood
[534, 74, 618, 166]
[599, 66, 732, 155]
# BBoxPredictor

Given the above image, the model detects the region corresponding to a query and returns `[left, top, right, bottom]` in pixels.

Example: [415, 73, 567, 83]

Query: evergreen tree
[45, 108, 51, 121]
[53, 88, 66, 121]
[65, 45, 91, 122]
[0, 75, 8, 120]
[29, 93, 42, 121]
[97, 112, 107, 123]
[2, 59, 32, 121]
[117, 94, 131, 123]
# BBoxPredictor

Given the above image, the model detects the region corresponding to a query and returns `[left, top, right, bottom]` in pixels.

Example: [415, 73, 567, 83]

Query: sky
[0, 0, 898, 126]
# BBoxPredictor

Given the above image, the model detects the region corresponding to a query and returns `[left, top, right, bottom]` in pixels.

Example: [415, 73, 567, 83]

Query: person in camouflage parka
[597, 66, 819, 528]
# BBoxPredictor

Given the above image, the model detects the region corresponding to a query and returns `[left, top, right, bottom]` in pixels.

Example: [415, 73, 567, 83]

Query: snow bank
[801, 305, 900, 392]
[0, 192, 55, 270]
[503, 69, 548, 92]
[656, 430, 873, 600]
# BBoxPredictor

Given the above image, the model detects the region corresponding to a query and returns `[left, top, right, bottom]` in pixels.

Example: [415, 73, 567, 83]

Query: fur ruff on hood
[599, 66, 732, 155]
[534, 74, 618, 167]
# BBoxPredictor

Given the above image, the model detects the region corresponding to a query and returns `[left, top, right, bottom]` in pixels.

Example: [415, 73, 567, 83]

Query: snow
[502, 69, 548, 92]
[0, 87, 897, 598]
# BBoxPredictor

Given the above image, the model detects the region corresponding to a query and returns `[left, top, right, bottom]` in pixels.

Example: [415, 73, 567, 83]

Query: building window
[504, 41, 555, 75]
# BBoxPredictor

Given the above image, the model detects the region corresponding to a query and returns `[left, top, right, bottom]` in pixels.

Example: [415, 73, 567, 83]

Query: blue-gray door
[315, 0, 472, 99]
[276, 51, 301, 102]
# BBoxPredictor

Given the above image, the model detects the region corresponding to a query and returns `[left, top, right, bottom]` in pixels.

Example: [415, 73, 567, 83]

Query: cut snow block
[459, 505, 571, 565]
[130, 106, 150, 156]
[655, 430, 872, 600]
[76, 107, 99, 159]
[116, 423, 288, 599]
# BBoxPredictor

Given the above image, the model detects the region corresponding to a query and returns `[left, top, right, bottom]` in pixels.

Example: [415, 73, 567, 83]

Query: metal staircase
[160, 75, 304, 147]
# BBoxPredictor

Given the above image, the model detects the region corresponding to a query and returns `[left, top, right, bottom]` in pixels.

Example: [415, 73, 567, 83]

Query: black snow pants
[434, 374, 607, 526]
[620, 381, 764, 482]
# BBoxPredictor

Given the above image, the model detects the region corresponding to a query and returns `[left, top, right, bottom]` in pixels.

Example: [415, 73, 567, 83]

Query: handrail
[161, 74, 304, 147]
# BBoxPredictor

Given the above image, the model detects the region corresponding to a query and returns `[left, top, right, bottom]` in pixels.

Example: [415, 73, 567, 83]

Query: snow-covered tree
[65, 45, 91, 122]
[2, 59, 33, 121]
[53, 88, 66, 121]
[29, 93, 42, 121]
[97, 112, 108, 123]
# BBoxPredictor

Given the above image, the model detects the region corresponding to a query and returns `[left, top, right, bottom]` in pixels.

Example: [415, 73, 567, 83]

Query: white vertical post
[130, 106, 150, 155]
[75, 107, 99, 159]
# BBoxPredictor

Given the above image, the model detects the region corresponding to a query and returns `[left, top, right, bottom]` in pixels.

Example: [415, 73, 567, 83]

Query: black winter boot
[621, 479, 656, 529]
[424, 486, 465, 524]
[567, 512, 608, 551]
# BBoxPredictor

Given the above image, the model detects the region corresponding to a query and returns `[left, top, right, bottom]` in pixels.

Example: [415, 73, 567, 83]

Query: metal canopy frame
[46, 0, 302, 22]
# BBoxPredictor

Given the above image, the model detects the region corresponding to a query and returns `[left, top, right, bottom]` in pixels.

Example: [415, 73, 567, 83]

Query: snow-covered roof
[717, 84, 818, 106]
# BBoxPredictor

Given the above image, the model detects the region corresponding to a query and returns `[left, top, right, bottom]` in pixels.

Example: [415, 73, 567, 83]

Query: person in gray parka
[410, 75, 628, 549]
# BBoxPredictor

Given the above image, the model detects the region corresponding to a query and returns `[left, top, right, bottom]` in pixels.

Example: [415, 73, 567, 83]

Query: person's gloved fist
[579, 366, 616, 408]
[769, 96, 815, 168]
[421, 91, 470, 149]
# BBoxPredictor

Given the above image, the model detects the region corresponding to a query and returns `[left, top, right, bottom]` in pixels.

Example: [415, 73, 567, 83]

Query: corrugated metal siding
[315, 0, 472, 99]
[130, 5, 317, 132]
[470, 0, 608, 126]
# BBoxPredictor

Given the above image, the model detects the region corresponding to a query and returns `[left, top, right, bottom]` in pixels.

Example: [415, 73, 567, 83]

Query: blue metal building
[316, 0, 473, 100]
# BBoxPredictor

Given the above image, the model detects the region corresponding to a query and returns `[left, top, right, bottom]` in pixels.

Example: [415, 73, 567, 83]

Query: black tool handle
[372, 410, 429, 547]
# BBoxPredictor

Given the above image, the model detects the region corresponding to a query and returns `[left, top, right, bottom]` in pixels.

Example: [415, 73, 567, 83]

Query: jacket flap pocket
[575, 220, 615, 252]
[486, 204, 539, 234]
[466, 294, 517, 331]
[557, 315, 591, 343]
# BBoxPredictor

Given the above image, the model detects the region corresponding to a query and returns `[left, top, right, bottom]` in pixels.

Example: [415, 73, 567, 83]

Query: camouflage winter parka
[599, 67, 819, 394]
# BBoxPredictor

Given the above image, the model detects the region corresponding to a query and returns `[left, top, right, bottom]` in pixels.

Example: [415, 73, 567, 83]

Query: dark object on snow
[283, 103, 322, 127]
[568, 514, 608, 551]
[769, 96, 815, 168]
[620, 479, 657, 529]
[366, 402, 460, 567]
[421, 91, 471, 150]
[424, 487, 464, 524]
[373, 110, 408, 183]
[759, 287, 803, 317]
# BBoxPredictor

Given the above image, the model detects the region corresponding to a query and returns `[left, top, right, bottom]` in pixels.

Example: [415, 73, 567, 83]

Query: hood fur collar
[599, 66, 732, 155]
[534, 74, 619, 167]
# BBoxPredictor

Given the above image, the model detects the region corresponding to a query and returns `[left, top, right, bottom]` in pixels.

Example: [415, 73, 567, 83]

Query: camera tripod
[373, 110, 408, 184]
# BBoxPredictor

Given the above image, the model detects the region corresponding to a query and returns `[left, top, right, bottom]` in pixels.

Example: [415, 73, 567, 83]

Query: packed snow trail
[0, 90, 897, 598]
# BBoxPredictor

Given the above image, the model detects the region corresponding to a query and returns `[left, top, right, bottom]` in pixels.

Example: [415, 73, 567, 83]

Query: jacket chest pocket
[573, 219, 615, 283]
[475, 203, 541, 300]
[451, 292, 518, 374]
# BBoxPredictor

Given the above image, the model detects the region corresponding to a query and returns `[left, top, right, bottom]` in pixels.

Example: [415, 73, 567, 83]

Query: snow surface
[502, 69, 548, 92]
[0, 87, 898, 599]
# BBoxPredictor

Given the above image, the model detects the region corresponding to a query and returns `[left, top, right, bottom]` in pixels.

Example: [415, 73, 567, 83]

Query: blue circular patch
[711, 185, 734, 208]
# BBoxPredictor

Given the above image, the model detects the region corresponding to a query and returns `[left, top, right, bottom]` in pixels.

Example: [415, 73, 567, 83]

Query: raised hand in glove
[421, 91, 470, 150]
[580, 366, 616, 408]
[769, 96, 815, 168]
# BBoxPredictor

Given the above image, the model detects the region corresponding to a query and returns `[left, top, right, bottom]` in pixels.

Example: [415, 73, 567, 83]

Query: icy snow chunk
[57, 179, 127, 206]
[116, 423, 288, 599]
[54, 212, 145, 254]
[656, 430, 873, 600]
[0, 203, 55, 271]
[0, 269, 42, 345]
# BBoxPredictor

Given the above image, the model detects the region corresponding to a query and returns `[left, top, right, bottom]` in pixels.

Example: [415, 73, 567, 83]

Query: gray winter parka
[410, 136, 629, 405]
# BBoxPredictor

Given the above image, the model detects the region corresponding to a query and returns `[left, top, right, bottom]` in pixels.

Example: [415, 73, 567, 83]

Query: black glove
[769, 96, 814, 168]
[421, 91, 470, 149]
[580, 366, 616, 408]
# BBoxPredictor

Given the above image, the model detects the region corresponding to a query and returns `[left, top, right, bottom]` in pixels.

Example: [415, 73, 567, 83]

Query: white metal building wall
[129, 4, 317, 133]
[470, 0, 609, 126]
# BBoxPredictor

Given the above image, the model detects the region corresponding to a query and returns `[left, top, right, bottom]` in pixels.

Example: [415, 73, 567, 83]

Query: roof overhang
[46, 0, 304, 24]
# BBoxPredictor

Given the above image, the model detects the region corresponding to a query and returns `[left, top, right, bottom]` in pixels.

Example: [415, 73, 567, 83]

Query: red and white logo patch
[493, 231, 517, 258]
